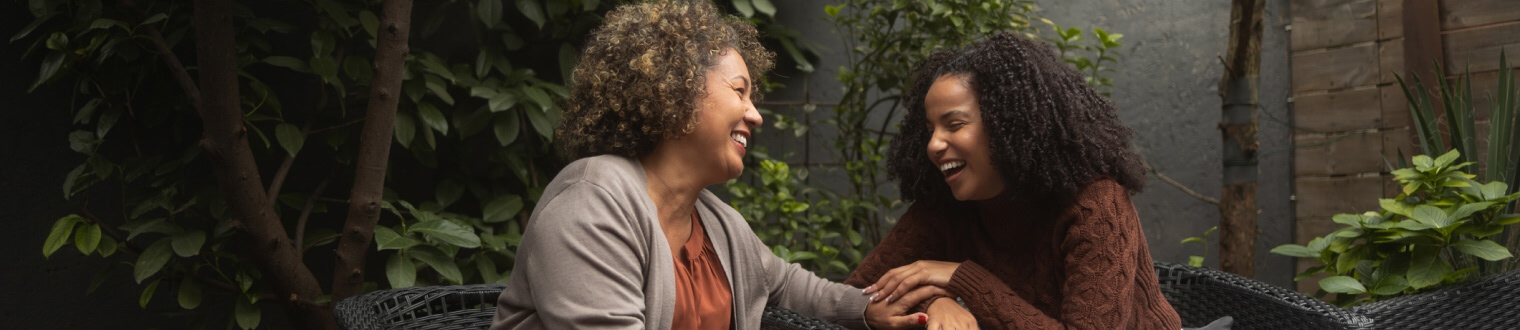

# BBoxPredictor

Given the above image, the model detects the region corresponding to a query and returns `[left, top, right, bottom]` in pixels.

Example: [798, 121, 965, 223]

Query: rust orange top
[671, 210, 733, 330]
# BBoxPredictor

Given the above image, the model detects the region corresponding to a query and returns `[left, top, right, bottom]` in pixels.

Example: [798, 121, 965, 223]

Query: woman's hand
[925, 297, 978, 330]
[864, 260, 962, 303]
[865, 285, 949, 329]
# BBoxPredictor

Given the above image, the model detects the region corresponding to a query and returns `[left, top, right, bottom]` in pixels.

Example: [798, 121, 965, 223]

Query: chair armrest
[335, 283, 507, 330]
[1351, 270, 1520, 330]
[1154, 262, 1372, 330]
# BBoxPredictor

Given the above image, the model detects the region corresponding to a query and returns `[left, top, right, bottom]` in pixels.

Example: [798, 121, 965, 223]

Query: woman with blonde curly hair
[491, 2, 931, 329]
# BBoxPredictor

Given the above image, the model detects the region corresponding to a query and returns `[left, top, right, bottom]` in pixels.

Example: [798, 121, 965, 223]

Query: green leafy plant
[1182, 226, 1218, 267]
[1272, 150, 1520, 306]
[27, 0, 602, 327]
[1395, 52, 1520, 266]
[1045, 22, 1124, 96]
[726, 159, 858, 278]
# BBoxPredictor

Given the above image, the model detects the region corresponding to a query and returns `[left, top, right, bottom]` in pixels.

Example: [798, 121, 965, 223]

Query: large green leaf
[44, 215, 83, 258]
[73, 223, 101, 255]
[134, 240, 174, 283]
[386, 252, 417, 288]
[1408, 205, 1449, 228]
[752, 0, 775, 17]
[395, 112, 417, 146]
[478, 0, 502, 27]
[1368, 274, 1409, 296]
[493, 111, 521, 146]
[476, 254, 500, 283]
[140, 279, 159, 308]
[1320, 276, 1367, 294]
[436, 180, 465, 207]
[417, 102, 449, 134]
[515, 0, 546, 28]
[410, 247, 464, 284]
[374, 226, 421, 250]
[1407, 245, 1450, 289]
[235, 297, 261, 330]
[178, 278, 203, 309]
[411, 220, 481, 248]
[171, 230, 205, 257]
[1451, 239, 1513, 261]
[275, 123, 304, 157]
[483, 194, 523, 223]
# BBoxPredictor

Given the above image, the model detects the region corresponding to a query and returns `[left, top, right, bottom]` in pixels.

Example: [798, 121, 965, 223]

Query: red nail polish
[918, 315, 927, 325]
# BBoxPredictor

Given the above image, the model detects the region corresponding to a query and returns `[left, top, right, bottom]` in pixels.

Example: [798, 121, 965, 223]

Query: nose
[744, 101, 763, 128]
[927, 127, 947, 160]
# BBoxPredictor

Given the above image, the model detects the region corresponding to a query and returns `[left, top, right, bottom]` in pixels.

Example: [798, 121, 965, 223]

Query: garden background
[2, 0, 1303, 328]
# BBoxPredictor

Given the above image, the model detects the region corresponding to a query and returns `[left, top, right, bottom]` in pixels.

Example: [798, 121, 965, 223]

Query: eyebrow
[937, 109, 969, 122]
[731, 76, 751, 90]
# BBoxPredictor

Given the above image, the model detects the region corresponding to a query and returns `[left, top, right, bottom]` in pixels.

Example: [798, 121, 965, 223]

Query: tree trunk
[1218, 0, 1263, 277]
[192, 0, 334, 329]
[331, 0, 414, 302]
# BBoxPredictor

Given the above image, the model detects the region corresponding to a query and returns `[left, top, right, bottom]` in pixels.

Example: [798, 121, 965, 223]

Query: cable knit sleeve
[943, 182, 1157, 330]
[845, 203, 948, 312]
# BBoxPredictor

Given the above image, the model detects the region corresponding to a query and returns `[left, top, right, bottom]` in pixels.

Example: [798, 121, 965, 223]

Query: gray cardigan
[491, 155, 870, 329]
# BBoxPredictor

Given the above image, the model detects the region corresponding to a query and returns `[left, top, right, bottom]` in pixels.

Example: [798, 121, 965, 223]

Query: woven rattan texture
[1154, 262, 1373, 330]
[1350, 269, 1520, 329]
[334, 283, 845, 330]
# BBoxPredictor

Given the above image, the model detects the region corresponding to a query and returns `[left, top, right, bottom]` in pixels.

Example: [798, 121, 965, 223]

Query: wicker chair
[333, 283, 846, 330]
[1153, 262, 1374, 330]
[1349, 269, 1520, 329]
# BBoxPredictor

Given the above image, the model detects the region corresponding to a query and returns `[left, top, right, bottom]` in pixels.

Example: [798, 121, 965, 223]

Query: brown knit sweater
[845, 180, 1181, 329]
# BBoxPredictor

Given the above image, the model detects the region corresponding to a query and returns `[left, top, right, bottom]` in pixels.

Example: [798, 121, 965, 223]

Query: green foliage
[1395, 52, 1520, 272]
[1045, 22, 1124, 96]
[1272, 150, 1520, 306]
[25, 0, 604, 327]
[1181, 226, 1217, 267]
[726, 160, 857, 278]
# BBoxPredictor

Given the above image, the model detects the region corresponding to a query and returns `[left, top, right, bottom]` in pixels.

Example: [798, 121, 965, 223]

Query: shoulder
[530, 155, 652, 234]
[1071, 178, 1131, 210]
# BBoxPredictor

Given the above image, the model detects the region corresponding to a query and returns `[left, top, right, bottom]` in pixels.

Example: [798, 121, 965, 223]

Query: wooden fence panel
[1296, 131, 1386, 175]
[1381, 85, 1411, 129]
[1293, 89, 1383, 131]
[1292, 0, 1379, 51]
[1440, 0, 1520, 30]
[1380, 38, 1405, 84]
[1443, 23, 1520, 73]
[1378, 0, 1403, 40]
[1295, 176, 1384, 218]
[1294, 44, 1380, 92]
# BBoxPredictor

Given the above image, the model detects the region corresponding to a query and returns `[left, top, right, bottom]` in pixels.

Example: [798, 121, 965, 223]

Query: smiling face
[684, 49, 762, 184]
[925, 74, 1005, 201]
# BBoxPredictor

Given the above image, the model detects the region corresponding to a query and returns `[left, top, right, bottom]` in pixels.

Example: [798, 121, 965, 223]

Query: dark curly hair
[887, 32, 1145, 209]
[556, 1, 774, 160]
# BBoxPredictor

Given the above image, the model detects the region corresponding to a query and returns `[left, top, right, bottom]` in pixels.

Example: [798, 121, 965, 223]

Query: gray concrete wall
[758, 0, 1296, 287]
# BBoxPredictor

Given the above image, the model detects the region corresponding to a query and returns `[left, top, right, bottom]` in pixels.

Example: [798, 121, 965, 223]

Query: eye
[735, 87, 747, 96]
[948, 121, 968, 130]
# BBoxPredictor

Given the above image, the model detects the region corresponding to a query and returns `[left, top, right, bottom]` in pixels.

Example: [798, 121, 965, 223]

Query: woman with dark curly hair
[844, 33, 1182, 329]
[492, 2, 930, 329]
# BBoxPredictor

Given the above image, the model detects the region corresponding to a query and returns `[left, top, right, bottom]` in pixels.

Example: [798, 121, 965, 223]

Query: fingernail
[918, 315, 927, 325]
[886, 295, 894, 302]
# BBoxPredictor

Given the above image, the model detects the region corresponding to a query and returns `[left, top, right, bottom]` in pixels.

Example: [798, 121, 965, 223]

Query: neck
[641, 147, 707, 229]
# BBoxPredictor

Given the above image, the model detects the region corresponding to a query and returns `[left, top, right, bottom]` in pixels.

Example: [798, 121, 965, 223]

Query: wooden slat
[1382, 85, 1411, 129]
[1378, 0, 1403, 40]
[1294, 217, 1340, 293]
[1293, 44, 1380, 92]
[1380, 38, 1405, 84]
[1404, 0, 1444, 154]
[1295, 175, 1383, 218]
[1296, 131, 1386, 175]
[1291, 0, 1379, 51]
[1440, 0, 1520, 30]
[1443, 23, 1520, 73]
[1293, 89, 1383, 131]
[1382, 126, 1414, 172]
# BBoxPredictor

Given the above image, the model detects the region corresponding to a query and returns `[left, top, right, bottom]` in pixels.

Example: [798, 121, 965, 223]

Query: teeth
[939, 161, 965, 172]
[732, 133, 748, 148]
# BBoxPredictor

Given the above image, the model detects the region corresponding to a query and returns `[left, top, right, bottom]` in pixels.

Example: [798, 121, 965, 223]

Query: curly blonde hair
[557, 0, 774, 160]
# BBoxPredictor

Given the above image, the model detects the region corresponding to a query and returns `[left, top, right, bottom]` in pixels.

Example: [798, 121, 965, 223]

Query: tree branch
[331, 0, 414, 302]
[296, 171, 335, 260]
[192, 0, 332, 328]
[1141, 156, 1220, 205]
[118, 0, 202, 116]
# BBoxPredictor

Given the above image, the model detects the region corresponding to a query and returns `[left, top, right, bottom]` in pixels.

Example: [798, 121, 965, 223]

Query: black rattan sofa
[335, 262, 1520, 330]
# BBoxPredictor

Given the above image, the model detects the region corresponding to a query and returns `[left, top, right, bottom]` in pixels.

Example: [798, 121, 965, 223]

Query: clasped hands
[862, 260, 978, 330]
